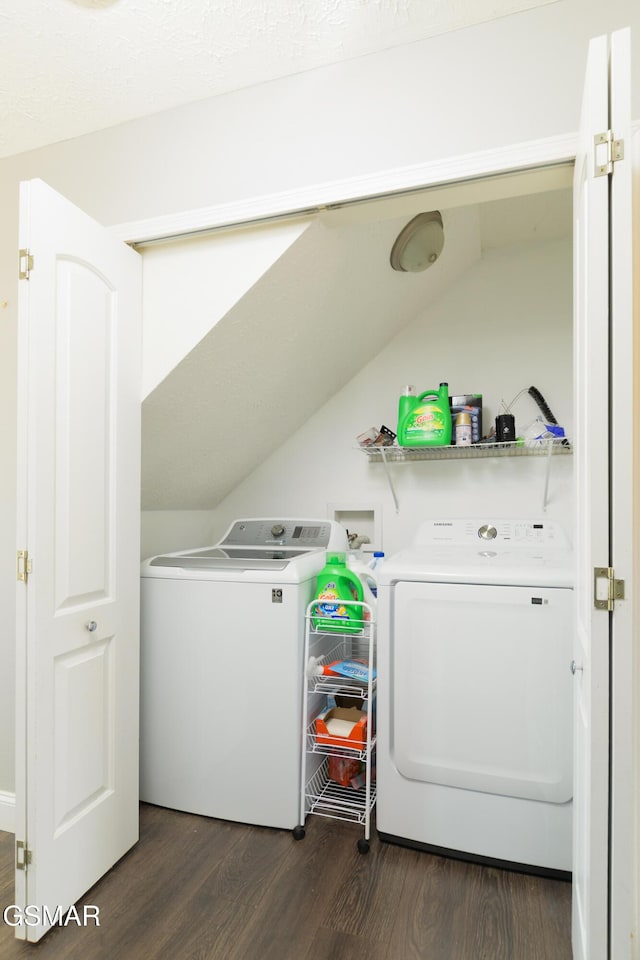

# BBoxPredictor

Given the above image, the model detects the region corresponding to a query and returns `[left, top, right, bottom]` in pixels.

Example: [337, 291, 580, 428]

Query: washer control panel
[220, 518, 346, 549]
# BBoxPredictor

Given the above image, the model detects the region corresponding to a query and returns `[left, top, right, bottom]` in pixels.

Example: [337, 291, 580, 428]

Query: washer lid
[142, 517, 349, 576]
[149, 546, 314, 571]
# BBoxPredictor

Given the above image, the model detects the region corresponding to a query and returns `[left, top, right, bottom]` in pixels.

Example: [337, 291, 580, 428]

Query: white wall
[201, 236, 573, 553]
[140, 511, 218, 562]
[0, 0, 634, 795]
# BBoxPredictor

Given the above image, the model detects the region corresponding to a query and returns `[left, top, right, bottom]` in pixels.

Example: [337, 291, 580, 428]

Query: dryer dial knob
[478, 524, 497, 541]
[270, 524, 286, 538]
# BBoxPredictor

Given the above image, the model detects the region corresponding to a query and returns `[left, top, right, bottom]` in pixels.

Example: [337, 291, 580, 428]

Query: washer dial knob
[478, 524, 498, 541]
[270, 524, 286, 538]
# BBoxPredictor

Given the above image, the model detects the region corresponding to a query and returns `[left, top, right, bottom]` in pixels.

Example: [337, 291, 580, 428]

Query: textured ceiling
[1, 0, 556, 159]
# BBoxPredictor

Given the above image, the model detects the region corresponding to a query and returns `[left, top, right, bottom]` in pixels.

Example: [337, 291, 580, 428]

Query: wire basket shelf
[358, 437, 572, 462]
[305, 758, 377, 825]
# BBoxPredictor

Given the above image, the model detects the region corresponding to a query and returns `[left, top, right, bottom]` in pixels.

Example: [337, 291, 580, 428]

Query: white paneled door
[15, 179, 142, 942]
[608, 29, 637, 960]
[572, 28, 634, 960]
[572, 31, 610, 960]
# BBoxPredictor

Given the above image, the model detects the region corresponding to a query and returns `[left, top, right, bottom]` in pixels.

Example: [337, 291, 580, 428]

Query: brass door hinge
[16, 840, 32, 871]
[594, 130, 624, 177]
[17, 550, 32, 582]
[594, 566, 625, 611]
[18, 249, 34, 280]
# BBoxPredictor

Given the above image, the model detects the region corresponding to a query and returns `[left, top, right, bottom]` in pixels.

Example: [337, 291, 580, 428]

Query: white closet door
[571, 30, 623, 960]
[608, 28, 637, 960]
[15, 179, 142, 942]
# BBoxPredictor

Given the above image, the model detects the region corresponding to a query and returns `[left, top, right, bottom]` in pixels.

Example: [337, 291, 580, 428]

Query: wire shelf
[308, 617, 375, 639]
[306, 718, 376, 759]
[307, 675, 375, 699]
[358, 437, 572, 462]
[305, 759, 377, 824]
[357, 437, 571, 513]
[305, 632, 376, 700]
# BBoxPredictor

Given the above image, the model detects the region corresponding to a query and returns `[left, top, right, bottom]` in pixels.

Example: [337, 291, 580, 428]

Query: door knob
[570, 660, 583, 675]
[86, 621, 97, 633]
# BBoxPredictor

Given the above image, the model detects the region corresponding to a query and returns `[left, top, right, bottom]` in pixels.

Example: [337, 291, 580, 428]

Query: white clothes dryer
[377, 518, 574, 877]
[140, 518, 347, 830]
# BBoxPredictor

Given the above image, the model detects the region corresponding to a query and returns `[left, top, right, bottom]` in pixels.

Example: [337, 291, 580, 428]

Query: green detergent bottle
[397, 382, 452, 447]
[312, 553, 365, 634]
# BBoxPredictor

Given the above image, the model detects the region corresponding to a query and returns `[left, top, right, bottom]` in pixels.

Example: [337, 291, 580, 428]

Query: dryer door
[391, 581, 573, 803]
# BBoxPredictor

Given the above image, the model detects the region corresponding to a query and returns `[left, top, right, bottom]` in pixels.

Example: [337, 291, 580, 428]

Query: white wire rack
[305, 758, 377, 826]
[358, 437, 572, 513]
[295, 601, 376, 853]
[305, 716, 377, 759]
[357, 437, 571, 462]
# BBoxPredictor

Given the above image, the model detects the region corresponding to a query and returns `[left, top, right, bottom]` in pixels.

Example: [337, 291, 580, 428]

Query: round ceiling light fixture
[390, 211, 444, 272]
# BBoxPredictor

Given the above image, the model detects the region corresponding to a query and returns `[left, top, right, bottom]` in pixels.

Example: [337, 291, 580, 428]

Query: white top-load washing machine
[140, 518, 347, 830]
[377, 518, 574, 876]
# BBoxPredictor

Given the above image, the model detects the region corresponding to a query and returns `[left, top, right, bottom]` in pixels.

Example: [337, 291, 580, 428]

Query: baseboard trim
[0, 791, 16, 834]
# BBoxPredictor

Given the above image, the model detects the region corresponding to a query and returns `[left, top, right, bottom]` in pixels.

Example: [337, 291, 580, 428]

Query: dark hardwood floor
[0, 804, 571, 960]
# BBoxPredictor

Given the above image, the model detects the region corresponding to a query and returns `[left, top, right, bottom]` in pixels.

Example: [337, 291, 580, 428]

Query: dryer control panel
[415, 518, 569, 549]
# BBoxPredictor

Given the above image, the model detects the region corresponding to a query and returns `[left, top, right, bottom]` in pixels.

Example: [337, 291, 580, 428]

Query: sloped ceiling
[2, 0, 557, 159]
[140, 185, 572, 510]
[140, 219, 311, 397]
[141, 204, 482, 508]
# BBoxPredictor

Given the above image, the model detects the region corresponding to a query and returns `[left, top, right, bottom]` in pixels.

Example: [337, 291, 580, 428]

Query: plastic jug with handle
[312, 553, 365, 633]
[397, 381, 452, 447]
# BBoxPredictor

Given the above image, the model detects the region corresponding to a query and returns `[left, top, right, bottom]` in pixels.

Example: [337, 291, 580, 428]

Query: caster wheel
[357, 838, 370, 854]
[293, 825, 306, 841]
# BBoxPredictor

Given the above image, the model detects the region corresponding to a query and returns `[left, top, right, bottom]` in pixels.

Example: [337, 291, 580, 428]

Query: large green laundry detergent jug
[397, 382, 452, 447]
[312, 553, 365, 634]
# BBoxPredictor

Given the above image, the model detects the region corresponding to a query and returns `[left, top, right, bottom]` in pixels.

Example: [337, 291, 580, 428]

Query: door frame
[110, 133, 578, 245]
[111, 126, 639, 951]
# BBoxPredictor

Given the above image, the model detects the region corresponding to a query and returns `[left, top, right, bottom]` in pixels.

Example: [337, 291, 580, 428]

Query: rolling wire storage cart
[293, 600, 376, 853]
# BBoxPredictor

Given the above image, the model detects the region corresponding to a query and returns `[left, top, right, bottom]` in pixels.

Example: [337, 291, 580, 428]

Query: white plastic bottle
[367, 552, 385, 597]
[346, 552, 378, 613]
